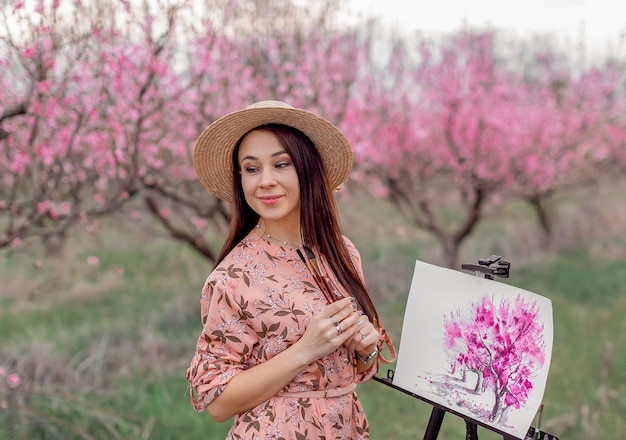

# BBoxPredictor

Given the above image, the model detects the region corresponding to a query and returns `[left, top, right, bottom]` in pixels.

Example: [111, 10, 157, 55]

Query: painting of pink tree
[442, 294, 546, 424]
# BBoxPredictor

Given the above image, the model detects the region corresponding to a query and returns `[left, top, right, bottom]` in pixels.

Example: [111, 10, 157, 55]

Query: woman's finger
[316, 297, 354, 319]
[315, 298, 357, 332]
[344, 320, 377, 352]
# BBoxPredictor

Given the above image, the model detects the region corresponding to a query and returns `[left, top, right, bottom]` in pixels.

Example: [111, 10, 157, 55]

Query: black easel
[373, 256, 559, 440]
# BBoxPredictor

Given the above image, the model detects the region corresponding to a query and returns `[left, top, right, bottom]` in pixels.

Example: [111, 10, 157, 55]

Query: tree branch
[144, 195, 217, 262]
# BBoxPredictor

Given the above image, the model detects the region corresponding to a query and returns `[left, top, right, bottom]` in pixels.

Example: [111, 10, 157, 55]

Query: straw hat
[193, 100, 353, 202]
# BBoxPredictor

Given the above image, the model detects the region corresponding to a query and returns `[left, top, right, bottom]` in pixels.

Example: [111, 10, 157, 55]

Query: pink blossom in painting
[442, 294, 546, 423]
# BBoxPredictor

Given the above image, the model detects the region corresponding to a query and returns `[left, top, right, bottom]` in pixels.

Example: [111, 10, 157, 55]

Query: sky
[346, 0, 625, 61]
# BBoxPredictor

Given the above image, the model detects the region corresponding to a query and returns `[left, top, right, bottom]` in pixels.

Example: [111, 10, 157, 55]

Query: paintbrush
[297, 247, 341, 303]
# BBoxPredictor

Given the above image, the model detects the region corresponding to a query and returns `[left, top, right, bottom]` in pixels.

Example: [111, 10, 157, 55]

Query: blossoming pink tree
[0, 0, 364, 260]
[443, 294, 546, 423]
[0, 1, 143, 254]
[504, 50, 622, 249]
[346, 31, 522, 268]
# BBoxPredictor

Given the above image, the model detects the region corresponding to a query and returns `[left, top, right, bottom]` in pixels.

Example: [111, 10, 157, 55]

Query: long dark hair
[214, 124, 379, 325]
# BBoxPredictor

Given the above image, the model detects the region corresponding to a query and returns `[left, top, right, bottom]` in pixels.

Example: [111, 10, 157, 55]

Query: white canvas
[393, 260, 554, 439]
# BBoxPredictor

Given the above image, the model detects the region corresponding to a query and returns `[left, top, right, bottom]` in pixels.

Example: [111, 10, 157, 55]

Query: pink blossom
[38, 200, 52, 214]
[192, 218, 208, 230]
[59, 202, 71, 215]
[35, 143, 55, 166]
[7, 373, 21, 388]
[10, 151, 30, 173]
[23, 46, 36, 58]
[38, 80, 51, 95]
[87, 256, 100, 266]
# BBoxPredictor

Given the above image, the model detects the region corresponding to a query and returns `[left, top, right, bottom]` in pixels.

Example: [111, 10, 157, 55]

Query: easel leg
[423, 407, 445, 440]
[465, 420, 478, 440]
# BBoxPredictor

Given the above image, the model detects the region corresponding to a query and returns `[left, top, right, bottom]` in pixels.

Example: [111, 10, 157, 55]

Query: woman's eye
[276, 161, 291, 169]
[244, 166, 259, 173]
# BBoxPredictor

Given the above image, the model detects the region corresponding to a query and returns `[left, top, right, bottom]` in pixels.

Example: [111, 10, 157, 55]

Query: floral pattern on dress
[186, 230, 377, 439]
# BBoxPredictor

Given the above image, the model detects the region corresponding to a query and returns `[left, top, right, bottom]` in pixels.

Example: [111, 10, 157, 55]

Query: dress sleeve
[342, 235, 365, 281]
[186, 270, 258, 412]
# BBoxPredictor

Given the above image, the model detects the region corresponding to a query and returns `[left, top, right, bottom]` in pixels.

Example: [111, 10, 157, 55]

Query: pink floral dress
[186, 229, 377, 439]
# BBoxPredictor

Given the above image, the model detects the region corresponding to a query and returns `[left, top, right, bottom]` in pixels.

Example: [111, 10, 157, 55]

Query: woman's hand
[293, 297, 362, 364]
[343, 313, 378, 356]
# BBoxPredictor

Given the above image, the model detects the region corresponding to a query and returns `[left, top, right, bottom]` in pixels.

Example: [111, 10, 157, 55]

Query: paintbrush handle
[297, 248, 338, 303]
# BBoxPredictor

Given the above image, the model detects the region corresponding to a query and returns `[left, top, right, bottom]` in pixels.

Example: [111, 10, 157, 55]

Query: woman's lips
[259, 195, 281, 205]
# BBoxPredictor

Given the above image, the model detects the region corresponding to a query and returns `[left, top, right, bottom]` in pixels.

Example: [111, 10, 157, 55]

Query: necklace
[256, 224, 302, 248]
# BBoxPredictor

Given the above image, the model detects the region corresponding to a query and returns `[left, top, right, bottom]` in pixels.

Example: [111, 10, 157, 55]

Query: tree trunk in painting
[490, 389, 509, 422]
[473, 369, 482, 393]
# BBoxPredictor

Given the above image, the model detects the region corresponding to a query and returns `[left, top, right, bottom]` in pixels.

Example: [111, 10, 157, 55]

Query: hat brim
[193, 102, 353, 202]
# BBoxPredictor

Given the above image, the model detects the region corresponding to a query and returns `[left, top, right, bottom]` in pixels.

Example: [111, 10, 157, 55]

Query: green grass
[1, 191, 625, 440]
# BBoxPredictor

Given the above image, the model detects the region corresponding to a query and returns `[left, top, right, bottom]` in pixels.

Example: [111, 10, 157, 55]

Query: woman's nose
[258, 168, 277, 187]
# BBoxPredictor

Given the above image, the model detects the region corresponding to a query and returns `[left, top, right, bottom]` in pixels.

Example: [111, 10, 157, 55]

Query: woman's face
[238, 129, 301, 231]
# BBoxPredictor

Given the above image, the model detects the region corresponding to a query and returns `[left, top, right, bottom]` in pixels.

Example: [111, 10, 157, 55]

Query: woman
[186, 101, 393, 439]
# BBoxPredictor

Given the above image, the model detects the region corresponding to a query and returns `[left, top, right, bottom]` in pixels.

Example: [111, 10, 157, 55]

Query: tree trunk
[490, 388, 502, 422]
[42, 231, 66, 258]
[527, 194, 554, 252]
[446, 185, 486, 269]
[473, 369, 482, 393]
[442, 238, 460, 270]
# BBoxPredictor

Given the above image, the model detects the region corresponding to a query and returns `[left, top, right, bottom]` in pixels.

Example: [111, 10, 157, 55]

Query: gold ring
[359, 330, 366, 340]
[337, 324, 344, 334]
